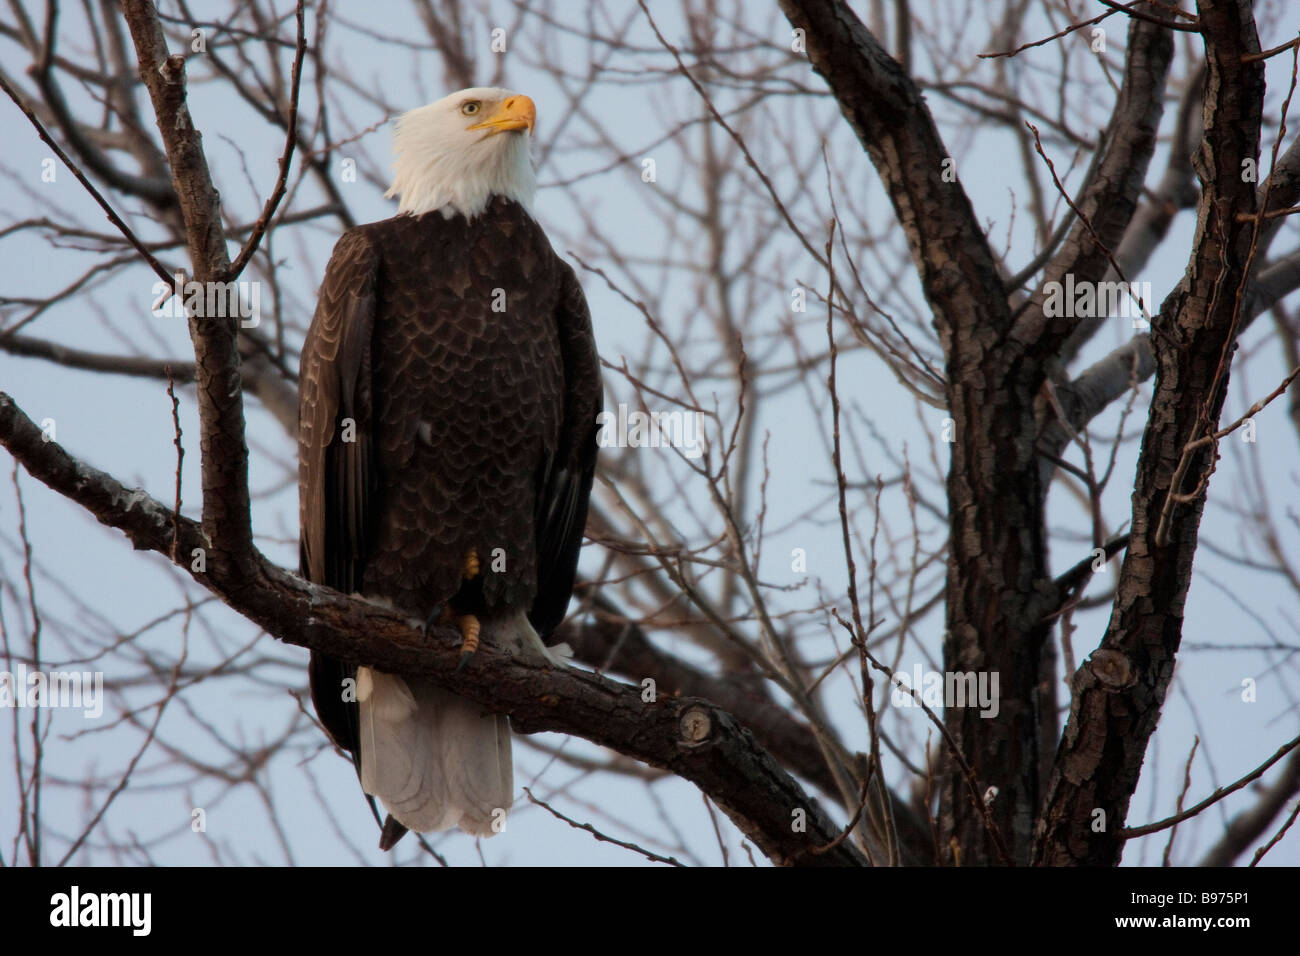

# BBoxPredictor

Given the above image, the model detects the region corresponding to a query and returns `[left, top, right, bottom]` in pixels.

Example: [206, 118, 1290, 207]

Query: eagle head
[385, 86, 537, 220]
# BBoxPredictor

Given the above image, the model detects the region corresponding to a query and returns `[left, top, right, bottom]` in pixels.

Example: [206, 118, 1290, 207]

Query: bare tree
[1, 0, 1298, 867]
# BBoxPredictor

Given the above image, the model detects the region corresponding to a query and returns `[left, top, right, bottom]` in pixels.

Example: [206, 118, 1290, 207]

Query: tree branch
[779, 0, 1048, 864]
[1014, 6, 1174, 358]
[1199, 747, 1300, 865]
[0, 390, 866, 867]
[1034, 0, 1267, 866]
[121, 0, 253, 566]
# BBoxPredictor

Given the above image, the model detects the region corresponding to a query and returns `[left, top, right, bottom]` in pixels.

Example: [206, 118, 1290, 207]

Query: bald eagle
[298, 88, 602, 849]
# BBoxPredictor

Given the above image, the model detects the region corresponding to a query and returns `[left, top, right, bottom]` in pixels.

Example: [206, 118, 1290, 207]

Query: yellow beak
[467, 95, 536, 136]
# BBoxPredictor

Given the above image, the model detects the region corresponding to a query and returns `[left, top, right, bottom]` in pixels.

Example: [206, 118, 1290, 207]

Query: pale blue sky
[1, 0, 1297, 866]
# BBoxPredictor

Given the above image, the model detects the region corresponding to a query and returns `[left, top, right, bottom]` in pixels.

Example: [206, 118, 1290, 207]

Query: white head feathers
[385, 87, 537, 220]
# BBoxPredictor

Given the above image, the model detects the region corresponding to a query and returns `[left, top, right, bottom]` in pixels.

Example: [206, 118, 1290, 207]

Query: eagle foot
[456, 614, 481, 672]
[418, 604, 446, 635]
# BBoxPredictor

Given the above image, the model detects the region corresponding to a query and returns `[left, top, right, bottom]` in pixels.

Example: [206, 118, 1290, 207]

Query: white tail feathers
[357, 611, 566, 838]
[358, 670, 511, 836]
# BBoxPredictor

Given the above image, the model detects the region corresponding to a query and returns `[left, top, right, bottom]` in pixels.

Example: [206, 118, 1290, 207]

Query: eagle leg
[463, 548, 480, 579]
[456, 614, 481, 671]
[452, 549, 483, 670]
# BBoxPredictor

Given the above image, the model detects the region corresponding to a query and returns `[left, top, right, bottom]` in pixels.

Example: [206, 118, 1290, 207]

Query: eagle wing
[530, 259, 603, 638]
[299, 229, 378, 757]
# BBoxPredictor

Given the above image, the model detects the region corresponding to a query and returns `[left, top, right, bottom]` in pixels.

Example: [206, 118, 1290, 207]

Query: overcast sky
[1, 0, 1297, 866]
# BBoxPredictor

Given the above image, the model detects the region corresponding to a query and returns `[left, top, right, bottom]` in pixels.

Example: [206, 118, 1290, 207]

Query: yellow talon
[457, 614, 481, 671]
[463, 548, 480, 579]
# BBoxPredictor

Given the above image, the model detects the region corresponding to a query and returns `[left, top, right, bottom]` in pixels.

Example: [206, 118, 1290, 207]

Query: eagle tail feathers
[358, 611, 560, 841]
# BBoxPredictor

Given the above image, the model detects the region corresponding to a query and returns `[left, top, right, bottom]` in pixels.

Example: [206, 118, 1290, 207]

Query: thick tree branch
[121, 0, 253, 567]
[1034, 0, 1266, 866]
[559, 563, 935, 860]
[1014, 7, 1174, 359]
[0, 390, 866, 867]
[1054, 61, 1204, 370]
[1042, 247, 1300, 466]
[776, 0, 1006, 345]
[1044, 90, 1300, 458]
[780, 0, 1047, 864]
[560, 595, 838, 794]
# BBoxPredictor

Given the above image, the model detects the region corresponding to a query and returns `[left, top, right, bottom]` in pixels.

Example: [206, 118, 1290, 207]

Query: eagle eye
[461, 101, 481, 116]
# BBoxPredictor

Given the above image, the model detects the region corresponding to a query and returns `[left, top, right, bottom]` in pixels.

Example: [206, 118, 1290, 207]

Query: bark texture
[1033, 0, 1265, 866]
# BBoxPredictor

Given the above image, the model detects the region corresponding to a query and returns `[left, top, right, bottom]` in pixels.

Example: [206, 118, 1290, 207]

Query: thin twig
[830, 610, 1013, 866]
[0, 72, 173, 286]
[1025, 121, 1153, 325]
[978, 0, 1194, 60]
[823, 221, 893, 864]
[1121, 733, 1300, 839]
[637, 0, 826, 269]
[165, 367, 184, 563]
[228, 0, 306, 280]
[1250, 800, 1300, 865]
[1162, 736, 1199, 866]
[523, 788, 686, 866]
